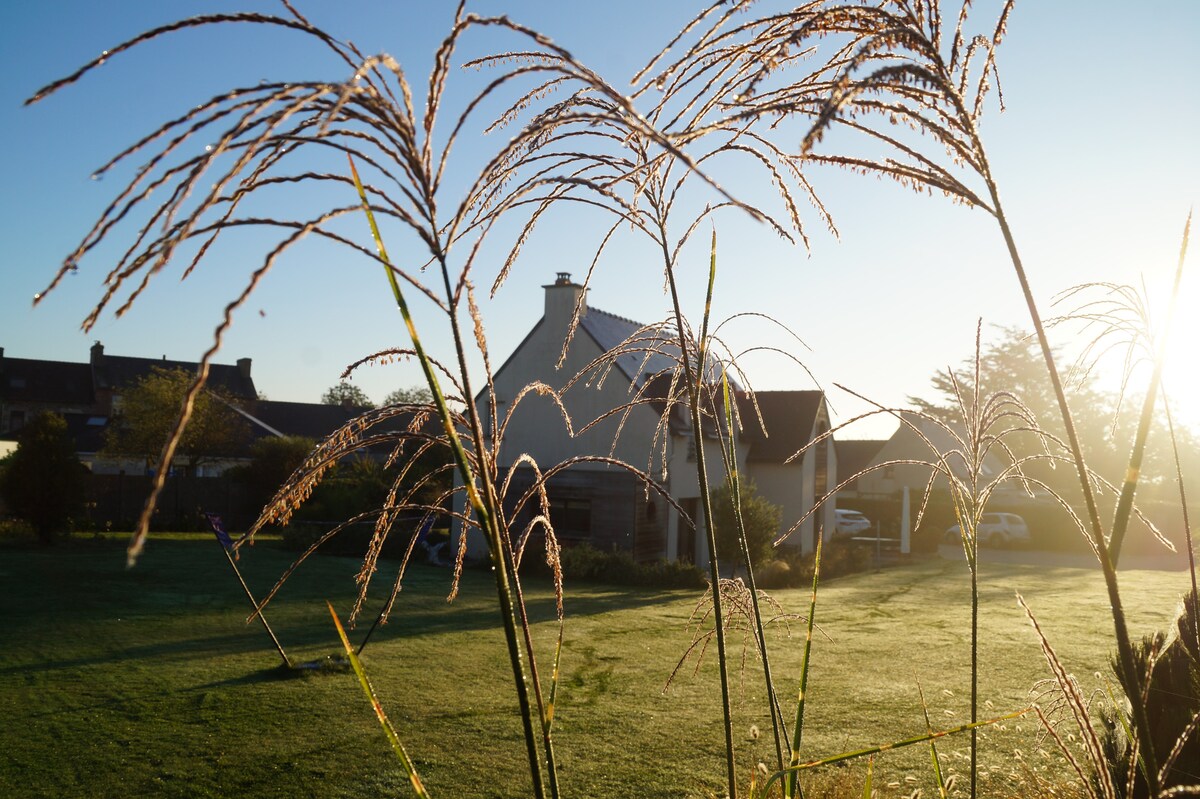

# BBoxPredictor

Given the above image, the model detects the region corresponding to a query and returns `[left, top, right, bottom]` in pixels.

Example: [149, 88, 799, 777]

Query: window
[7, 410, 25, 432]
[549, 497, 591, 538]
[686, 436, 697, 462]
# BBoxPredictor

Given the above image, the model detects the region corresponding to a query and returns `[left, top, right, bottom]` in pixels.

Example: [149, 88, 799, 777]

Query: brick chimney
[90, 340, 105, 366]
[543, 272, 587, 334]
[237, 357, 252, 380]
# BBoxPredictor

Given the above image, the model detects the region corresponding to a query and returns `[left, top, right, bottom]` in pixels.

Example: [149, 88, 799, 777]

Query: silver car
[944, 512, 1030, 548]
[835, 509, 872, 537]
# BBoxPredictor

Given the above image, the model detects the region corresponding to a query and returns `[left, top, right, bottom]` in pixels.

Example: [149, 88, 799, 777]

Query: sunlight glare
[1161, 273, 1200, 433]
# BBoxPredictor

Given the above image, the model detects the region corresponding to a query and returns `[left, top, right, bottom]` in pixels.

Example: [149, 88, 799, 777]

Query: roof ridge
[746, 389, 823, 395]
[586, 305, 648, 330]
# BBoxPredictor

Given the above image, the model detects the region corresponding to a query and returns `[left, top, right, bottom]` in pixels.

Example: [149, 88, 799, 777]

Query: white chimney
[543, 272, 587, 334]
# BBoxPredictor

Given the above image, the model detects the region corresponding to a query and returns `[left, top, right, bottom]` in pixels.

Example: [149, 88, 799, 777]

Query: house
[833, 438, 889, 498]
[1, 342, 433, 471]
[852, 412, 1008, 499]
[454, 273, 838, 566]
[0, 342, 259, 475]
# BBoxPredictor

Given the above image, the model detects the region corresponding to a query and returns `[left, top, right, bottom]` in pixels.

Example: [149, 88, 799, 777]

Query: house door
[678, 498, 698, 563]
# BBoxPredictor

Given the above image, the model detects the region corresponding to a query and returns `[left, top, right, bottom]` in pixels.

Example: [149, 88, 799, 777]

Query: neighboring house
[454, 273, 837, 566]
[738, 390, 838, 554]
[241, 399, 374, 441]
[0, 342, 257, 475]
[853, 412, 1007, 498]
[833, 438, 889, 499]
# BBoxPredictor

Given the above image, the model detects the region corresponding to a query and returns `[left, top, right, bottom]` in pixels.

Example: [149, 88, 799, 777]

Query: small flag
[414, 515, 435, 545]
[204, 512, 234, 550]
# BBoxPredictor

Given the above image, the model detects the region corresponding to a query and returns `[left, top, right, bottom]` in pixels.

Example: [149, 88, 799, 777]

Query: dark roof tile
[95, 355, 257, 400]
[738, 390, 826, 463]
[1, 358, 94, 405]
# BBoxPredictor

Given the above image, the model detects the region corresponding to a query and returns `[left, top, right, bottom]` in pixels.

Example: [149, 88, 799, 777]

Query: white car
[944, 512, 1030, 548]
[835, 509, 872, 537]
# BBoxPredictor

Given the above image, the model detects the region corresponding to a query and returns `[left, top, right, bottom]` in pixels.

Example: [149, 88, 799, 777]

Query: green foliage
[755, 538, 873, 589]
[296, 458, 389, 521]
[321, 382, 375, 409]
[1096, 588, 1200, 798]
[0, 518, 37, 546]
[710, 478, 781, 570]
[383, 386, 433, 406]
[535, 543, 706, 589]
[229, 435, 316, 516]
[278, 455, 451, 557]
[103, 367, 250, 469]
[0, 412, 87, 544]
[909, 326, 1199, 495]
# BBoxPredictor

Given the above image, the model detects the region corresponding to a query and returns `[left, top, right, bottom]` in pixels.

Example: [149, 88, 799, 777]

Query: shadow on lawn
[2, 540, 699, 681]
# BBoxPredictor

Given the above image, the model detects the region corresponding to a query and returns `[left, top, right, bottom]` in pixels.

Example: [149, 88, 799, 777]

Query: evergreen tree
[711, 477, 781, 570]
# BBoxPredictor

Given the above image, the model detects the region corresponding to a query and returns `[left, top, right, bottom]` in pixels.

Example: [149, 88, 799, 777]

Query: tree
[0, 412, 87, 544]
[908, 325, 1189, 496]
[231, 435, 316, 516]
[711, 477, 781, 570]
[321, 381, 375, 409]
[383, 386, 433, 406]
[103, 367, 250, 472]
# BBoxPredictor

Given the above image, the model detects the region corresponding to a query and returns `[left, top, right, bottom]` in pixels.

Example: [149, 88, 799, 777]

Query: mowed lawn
[0, 534, 1193, 798]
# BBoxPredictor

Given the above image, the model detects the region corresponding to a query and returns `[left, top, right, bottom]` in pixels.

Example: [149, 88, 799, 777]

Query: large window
[549, 497, 591, 539]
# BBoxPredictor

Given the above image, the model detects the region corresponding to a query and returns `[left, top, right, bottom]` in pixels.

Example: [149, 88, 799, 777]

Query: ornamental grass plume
[27, 1, 1198, 797]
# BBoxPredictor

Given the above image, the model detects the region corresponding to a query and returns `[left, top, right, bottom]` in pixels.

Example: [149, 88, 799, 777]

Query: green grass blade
[545, 620, 564, 734]
[348, 154, 548, 796]
[861, 756, 874, 799]
[764, 707, 1032, 795]
[328, 602, 431, 799]
[786, 536, 822, 799]
[917, 682, 947, 797]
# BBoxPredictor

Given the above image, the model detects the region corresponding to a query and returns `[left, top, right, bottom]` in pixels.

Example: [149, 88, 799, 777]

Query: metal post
[221, 546, 290, 667]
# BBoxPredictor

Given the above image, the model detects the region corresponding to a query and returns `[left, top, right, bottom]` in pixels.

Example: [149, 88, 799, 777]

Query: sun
[1161, 283, 1200, 434]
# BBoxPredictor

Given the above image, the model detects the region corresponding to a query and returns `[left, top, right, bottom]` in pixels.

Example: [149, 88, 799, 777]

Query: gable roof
[94, 355, 257, 400]
[738, 390, 826, 463]
[577, 308, 680, 384]
[878, 412, 1008, 479]
[835, 439, 888, 482]
[248, 400, 372, 441]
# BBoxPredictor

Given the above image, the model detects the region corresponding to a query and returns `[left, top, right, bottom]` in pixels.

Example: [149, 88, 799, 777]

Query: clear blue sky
[2, 1, 1197, 439]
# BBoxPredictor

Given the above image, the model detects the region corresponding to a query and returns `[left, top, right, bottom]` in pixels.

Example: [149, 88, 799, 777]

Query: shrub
[229, 435, 317, 518]
[529, 543, 706, 589]
[756, 538, 875, 589]
[280, 517, 444, 560]
[1097, 588, 1200, 798]
[0, 518, 37, 547]
[711, 478, 782, 570]
[0, 412, 87, 544]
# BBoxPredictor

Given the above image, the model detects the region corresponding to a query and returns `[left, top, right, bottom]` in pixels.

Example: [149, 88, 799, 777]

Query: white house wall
[489, 325, 665, 474]
[660, 428, 745, 569]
